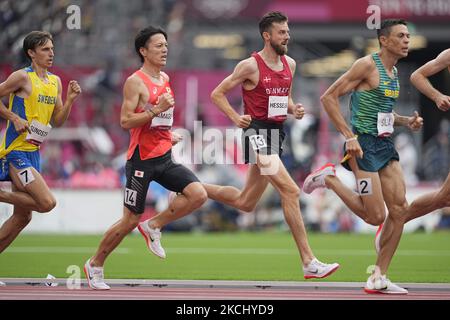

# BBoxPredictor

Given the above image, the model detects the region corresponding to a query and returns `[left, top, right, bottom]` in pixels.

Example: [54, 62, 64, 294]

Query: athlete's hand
[434, 94, 450, 111]
[171, 131, 183, 145]
[408, 111, 423, 131]
[233, 114, 252, 128]
[345, 139, 364, 159]
[67, 80, 81, 101]
[156, 93, 175, 113]
[293, 103, 305, 120]
[12, 116, 31, 134]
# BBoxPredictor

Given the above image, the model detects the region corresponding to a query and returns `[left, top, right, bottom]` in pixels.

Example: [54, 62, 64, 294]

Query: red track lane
[1, 286, 450, 300]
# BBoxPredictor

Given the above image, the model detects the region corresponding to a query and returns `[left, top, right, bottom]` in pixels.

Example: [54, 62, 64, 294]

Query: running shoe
[364, 274, 408, 294]
[84, 259, 110, 290]
[138, 220, 166, 259]
[303, 258, 340, 279]
[302, 163, 336, 194]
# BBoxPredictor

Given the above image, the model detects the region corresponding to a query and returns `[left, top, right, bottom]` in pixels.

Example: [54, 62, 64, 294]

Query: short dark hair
[23, 31, 53, 61]
[259, 11, 288, 39]
[377, 19, 408, 45]
[134, 26, 168, 62]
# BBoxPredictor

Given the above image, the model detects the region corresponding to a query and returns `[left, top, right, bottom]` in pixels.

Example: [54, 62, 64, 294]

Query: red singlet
[243, 52, 293, 123]
[126, 70, 174, 160]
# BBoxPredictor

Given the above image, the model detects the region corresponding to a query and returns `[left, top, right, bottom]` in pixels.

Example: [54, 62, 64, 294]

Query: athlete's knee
[237, 200, 257, 213]
[280, 184, 301, 200]
[365, 208, 386, 226]
[387, 202, 408, 222]
[189, 188, 208, 209]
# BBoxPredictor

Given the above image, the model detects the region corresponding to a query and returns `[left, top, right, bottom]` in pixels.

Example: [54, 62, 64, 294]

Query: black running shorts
[242, 119, 286, 164]
[124, 147, 200, 214]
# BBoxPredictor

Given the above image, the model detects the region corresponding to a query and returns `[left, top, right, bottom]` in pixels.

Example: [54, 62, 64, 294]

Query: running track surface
[1, 279, 450, 300]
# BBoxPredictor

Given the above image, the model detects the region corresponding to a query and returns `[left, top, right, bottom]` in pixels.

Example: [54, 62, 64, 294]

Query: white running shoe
[84, 259, 110, 290]
[138, 220, 166, 259]
[0, 281, 5, 287]
[303, 163, 336, 194]
[364, 275, 408, 294]
[303, 258, 340, 279]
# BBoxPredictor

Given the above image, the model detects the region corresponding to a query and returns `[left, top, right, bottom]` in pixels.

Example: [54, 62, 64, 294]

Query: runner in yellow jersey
[0, 31, 81, 255]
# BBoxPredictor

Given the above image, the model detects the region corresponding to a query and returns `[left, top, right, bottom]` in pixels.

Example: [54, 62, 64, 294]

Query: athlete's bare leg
[375, 161, 408, 275]
[0, 165, 56, 213]
[203, 164, 270, 213]
[405, 172, 450, 223]
[90, 207, 141, 267]
[324, 157, 386, 226]
[146, 182, 207, 228]
[257, 154, 315, 265]
[0, 183, 33, 253]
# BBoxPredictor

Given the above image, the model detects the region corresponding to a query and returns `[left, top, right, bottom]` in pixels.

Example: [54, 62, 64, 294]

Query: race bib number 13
[249, 134, 267, 151]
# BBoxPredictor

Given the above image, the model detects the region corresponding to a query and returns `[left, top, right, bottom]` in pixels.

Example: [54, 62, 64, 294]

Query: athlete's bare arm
[285, 55, 305, 119]
[410, 49, 450, 111]
[393, 111, 423, 131]
[51, 77, 81, 127]
[320, 56, 375, 158]
[0, 70, 31, 133]
[120, 75, 173, 130]
[211, 58, 258, 128]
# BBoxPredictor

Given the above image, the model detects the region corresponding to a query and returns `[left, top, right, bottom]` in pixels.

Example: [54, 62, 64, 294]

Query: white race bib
[26, 119, 51, 145]
[268, 95, 288, 120]
[249, 134, 267, 151]
[377, 112, 394, 137]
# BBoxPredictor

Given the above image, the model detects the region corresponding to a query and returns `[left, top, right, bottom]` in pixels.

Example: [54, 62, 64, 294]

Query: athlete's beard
[270, 40, 288, 56]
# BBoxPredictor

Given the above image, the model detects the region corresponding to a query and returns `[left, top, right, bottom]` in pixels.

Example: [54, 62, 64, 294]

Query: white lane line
[4, 247, 129, 254]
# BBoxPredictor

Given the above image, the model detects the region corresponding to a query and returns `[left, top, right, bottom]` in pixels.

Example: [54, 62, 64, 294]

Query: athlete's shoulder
[235, 56, 258, 75]
[284, 55, 296, 72]
[284, 55, 296, 65]
[357, 55, 375, 67]
[349, 55, 376, 74]
[10, 69, 29, 81]
[1, 69, 29, 89]
[126, 72, 143, 85]
[438, 48, 450, 63]
[161, 71, 170, 82]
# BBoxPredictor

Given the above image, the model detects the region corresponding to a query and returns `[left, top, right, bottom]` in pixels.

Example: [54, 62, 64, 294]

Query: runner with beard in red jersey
[84, 26, 207, 290]
[203, 12, 339, 279]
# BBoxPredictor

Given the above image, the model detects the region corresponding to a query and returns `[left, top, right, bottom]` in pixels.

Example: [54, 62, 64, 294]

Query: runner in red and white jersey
[84, 26, 207, 290]
[203, 12, 340, 279]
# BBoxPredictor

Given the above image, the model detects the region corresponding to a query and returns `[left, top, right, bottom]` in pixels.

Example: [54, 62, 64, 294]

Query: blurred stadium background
[0, 0, 449, 236]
